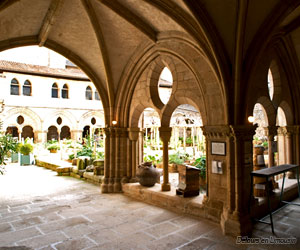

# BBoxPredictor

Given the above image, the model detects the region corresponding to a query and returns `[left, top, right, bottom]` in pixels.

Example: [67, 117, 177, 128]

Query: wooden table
[249, 164, 300, 233]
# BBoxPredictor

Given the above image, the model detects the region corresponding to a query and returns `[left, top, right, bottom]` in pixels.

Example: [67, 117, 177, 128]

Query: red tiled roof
[0, 60, 89, 81]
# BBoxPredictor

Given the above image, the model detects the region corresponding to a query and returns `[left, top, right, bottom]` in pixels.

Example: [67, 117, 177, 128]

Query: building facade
[0, 60, 104, 143]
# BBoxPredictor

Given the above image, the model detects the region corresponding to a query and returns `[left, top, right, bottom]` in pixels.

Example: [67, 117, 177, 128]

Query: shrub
[47, 144, 60, 150]
[20, 143, 33, 155]
[169, 152, 190, 165]
[192, 156, 206, 179]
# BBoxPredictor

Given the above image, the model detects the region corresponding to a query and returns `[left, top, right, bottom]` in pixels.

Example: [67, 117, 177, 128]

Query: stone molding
[159, 127, 172, 142]
[128, 127, 140, 141]
[202, 125, 231, 139]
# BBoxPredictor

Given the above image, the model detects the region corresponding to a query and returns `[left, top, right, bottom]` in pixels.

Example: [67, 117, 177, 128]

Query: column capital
[159, 127, 172, 142]
[128, 127, 140, 141]
[286, 125, 299, 135]
[230, 125, 257, 140]
[277, 126, 295, 136]
[202, 125, 231, 139]
[104, 127, 111, 136]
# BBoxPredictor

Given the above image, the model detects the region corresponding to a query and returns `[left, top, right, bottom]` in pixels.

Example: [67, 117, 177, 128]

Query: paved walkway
[0, 164, 299, 250]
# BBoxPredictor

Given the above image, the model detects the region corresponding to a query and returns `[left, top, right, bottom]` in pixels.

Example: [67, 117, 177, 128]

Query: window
[86, 86, 93, 100]
[52, 83, 59, 98]
[23, 80, 31, 96]
[95, 90, 100, 101]
[61, 84, 69, 99]
[10, 78, 19, 95]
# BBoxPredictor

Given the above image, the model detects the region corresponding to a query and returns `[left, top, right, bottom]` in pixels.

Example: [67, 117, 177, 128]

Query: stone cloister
[2, 0, 300, 237]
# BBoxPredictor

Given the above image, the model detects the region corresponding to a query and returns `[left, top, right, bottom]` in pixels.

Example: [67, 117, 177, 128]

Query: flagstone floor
[0, 164, 299, 250]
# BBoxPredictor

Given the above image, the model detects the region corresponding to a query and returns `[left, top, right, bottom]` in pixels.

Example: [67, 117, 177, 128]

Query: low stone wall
[122, 183, 206, 218]
[35, 158, 103, 185]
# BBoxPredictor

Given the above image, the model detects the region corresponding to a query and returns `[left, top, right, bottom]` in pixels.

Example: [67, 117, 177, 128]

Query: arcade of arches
[3, 0, 300, 237]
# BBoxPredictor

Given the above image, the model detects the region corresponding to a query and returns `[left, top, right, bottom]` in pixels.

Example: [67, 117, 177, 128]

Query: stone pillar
[71, 130, 82, 142]
[159, 127, 172, 191]
[277, 127, 286, 165]
[285, 126, 296, 178]
[57, 128, 61, 142]
[121, 129, 129, 183]
[139, 129, 144, 165]
[113, 128, 123, 192]
[128, 127, 140, 182]
[203, 125, 255, 236]
[108, 128, 116, 192]
[126, 139, 132, 182]
[18, 129, 22, 141]
[34, 130, 46, 143]
[101, 128, 110, 193]
[223, 125, 255, 236]
[293, 126, 300, 165]
[264, 126, 277, 168]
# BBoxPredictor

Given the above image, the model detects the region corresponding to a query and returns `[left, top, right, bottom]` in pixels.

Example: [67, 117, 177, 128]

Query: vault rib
[38, 0, 64, 47]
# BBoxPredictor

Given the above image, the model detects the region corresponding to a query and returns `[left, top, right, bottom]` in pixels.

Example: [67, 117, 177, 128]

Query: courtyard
[0, 163, 299, 250]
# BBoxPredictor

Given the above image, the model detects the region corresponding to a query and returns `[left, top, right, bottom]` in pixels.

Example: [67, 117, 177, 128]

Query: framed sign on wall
[211, 141, 226, 156]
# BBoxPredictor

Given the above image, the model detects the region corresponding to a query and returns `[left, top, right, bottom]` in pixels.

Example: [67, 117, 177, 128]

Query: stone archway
[60, 126, 71, 140]
[21, 125, 34, 141]
[47, 126, 58, 141]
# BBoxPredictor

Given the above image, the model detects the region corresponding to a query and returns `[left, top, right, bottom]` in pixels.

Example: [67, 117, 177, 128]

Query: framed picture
[211, 141, 226, 156]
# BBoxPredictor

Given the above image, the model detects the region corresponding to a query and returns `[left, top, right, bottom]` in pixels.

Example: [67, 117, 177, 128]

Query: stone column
[113, 128, 123, 192]
[71, 130, 82, 142]
[226, 125, 255, 236]
[159, 127, 172, 191]
[293, 126, 300, 165]
[120, 129, 129, 183]
[139, 129, 144, 165]
[101, 128, 110, 193]
[128, 127, 140, 182]
[264, 126, 277, 168]
[126, 139, 132, 182]
[108, 128, 116, 192]
[18, 129, 22, 141]
[34, 130, 46, 143]
[277, 127, 286, 165]
[285, 126, 295, 178]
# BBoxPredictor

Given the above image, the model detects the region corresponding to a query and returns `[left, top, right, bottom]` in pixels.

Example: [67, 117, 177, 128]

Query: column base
[108, 178, 114, 193]
[121, 176, 130, 183]
[129, 177, 138, 183]
[161, 182, 171, 191]
[220, 209, 252, 236]
[101, 183, 109, 193]
[114, 179, 122, 192]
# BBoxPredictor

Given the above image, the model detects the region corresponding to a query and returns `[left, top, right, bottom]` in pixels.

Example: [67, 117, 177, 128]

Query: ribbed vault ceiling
[2, 0, 300, 122]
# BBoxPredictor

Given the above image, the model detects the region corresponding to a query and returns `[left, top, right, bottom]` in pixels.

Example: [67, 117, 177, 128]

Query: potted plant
[20, 143, 34, 165]
[192, 156, 206, 188]
[11, 142, 21, 163]
[47, 143, 60, 153]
